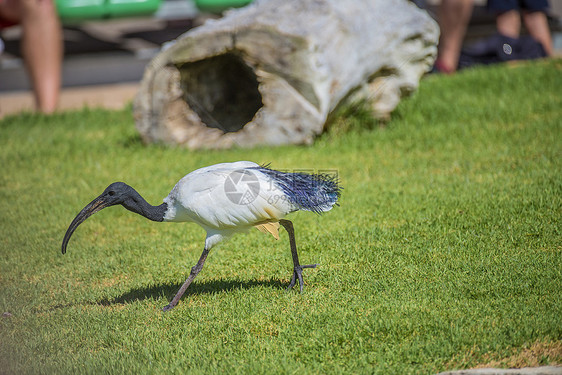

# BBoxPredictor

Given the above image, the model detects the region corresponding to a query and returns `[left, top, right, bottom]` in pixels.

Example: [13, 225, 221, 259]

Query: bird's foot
[287, 264, 317, 292]
[162, 302, 177, 312]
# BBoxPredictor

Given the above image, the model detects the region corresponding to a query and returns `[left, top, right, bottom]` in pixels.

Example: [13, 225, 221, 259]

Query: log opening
[177, 53, 263, 133]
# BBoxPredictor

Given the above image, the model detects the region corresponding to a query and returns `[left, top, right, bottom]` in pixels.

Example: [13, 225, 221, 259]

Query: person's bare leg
[436, 0, 474, 73]
[20, 0, 62, 113]
[522, 10, 553, 56]
[496, 9, 521, 38]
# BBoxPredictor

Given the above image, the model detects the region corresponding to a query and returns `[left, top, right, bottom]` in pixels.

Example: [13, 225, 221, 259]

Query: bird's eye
[108, 191, 116, 196]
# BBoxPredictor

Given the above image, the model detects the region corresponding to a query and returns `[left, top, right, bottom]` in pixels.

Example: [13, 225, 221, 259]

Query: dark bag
[458, 33, 547, 69]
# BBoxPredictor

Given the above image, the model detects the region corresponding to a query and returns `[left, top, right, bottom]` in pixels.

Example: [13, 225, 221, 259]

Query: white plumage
[62, 161, 341, 311]
[163, 161, 294, 249]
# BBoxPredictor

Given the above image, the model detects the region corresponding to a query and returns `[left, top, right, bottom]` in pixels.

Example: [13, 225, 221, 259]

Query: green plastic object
[55, 0, 161, 21]
[194, 0, 252, 13]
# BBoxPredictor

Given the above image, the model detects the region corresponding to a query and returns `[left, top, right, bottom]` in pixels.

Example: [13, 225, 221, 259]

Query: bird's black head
[61, 182, 135, 254]
[102, 182, 136, 207]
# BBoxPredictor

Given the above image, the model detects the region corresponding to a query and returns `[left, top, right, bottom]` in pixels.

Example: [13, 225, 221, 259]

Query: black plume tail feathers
[254, 166, 342, 213]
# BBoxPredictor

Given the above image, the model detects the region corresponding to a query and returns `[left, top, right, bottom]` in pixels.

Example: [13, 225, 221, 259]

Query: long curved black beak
[61, 195, 109, 254]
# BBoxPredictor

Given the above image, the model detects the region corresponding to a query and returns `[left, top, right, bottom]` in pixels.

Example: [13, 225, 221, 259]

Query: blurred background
[0, 0, 561, 117]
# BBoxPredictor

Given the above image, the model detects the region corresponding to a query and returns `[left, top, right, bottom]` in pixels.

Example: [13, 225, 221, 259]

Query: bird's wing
[163, 162, 295, 231]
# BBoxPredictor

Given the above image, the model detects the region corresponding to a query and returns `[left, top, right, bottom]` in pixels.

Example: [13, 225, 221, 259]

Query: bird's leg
[163, 247, 210, 312]
[279, 219, 317, 292]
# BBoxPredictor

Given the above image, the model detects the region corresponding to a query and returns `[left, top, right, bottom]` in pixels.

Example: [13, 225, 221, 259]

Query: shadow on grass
[97, 277, 286, 306]
[120, 134, 144, 148]
[32, 278, 287, 314]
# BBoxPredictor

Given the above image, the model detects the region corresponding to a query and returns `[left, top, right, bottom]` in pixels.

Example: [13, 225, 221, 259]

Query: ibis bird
[62, 161, 341, 311]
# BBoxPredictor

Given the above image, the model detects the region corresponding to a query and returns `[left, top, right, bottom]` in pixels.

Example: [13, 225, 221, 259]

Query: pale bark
[134, 0, 439, 149]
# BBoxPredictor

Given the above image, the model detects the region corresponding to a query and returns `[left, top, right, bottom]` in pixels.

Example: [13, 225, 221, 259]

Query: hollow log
[133, 0, 439, 149]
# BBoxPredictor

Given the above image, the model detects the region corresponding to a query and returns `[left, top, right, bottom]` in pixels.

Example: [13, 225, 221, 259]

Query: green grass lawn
[1, 59, 561, 374]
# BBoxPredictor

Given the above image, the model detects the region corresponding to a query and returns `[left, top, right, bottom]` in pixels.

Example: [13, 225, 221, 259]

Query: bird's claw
[287, 264, 317, 292]
[162, 303, 176, 312]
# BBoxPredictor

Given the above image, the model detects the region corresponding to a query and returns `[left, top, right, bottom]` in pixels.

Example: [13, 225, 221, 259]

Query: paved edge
[0, 83, 139, 118]
[437, 365, 562, 375]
